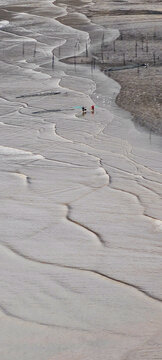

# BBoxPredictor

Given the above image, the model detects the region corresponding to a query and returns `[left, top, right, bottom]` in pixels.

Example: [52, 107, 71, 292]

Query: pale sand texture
[0, 1, 162, 359]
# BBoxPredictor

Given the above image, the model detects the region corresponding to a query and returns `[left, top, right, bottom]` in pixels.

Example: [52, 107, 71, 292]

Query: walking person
[82, 106, 86, 115]
[91, 105, 94, 114]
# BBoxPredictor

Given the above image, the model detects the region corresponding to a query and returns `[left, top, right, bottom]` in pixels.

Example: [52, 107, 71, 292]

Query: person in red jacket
[91, 105, 94, 114]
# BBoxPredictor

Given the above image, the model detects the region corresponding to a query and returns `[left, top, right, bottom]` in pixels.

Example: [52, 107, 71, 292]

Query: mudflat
[59, 0, 162, 134]
[0, 1, 162, 359]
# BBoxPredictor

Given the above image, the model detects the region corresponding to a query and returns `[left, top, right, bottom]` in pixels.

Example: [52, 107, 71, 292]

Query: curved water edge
[0, 1, 162, 359]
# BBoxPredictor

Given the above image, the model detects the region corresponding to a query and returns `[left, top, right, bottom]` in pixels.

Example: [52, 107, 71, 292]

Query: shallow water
[0, 1, 162, 359]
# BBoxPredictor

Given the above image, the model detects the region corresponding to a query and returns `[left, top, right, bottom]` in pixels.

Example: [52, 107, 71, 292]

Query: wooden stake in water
[33, 43, 36, 57]
[135, 41, 138, 57]
[123, 52, 126, 65]
[22, 42, 25, 56]
[93, 57, 96, 69]
[153, 52, 156, 65]
[86, 43, 88, 57]
[74, 55, 76, 72]
[52, 53, 54, 69]
[101, 32, 105, 61]
[141, 37, 144, 51]
[101, 46, 104, 61]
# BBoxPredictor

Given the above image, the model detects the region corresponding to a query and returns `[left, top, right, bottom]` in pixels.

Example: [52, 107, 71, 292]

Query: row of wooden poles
[21, 31, 160, 71]
[99, 32, 160, 66]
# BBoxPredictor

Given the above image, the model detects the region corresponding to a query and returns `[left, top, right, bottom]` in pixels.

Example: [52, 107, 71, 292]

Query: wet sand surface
[57, 0, 162, 134]
[0, 0, 162, 359]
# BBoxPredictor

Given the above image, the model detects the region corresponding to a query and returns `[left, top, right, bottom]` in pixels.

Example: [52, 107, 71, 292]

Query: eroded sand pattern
[0, 1, 162, 359]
